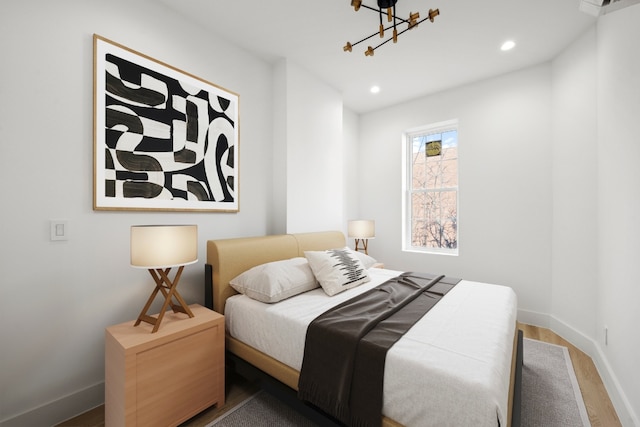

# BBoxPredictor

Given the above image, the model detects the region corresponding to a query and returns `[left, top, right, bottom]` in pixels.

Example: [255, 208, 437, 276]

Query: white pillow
[304, 248, 371, 296]
[229, 257, 319, 303]
[347, 247, 377, 269]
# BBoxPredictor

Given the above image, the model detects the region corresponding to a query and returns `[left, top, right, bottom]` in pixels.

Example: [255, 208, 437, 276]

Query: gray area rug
[207, 391, 319, 426]
[522, 338, 590, 427]
[207, 338, 590, 426]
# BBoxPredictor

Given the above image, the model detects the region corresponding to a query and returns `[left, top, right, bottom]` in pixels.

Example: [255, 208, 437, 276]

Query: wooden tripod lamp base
[130, 225, 198, 333]
[354, 238, 370, 255]
[134, 266, 194, 333]
[348, 220, 375, 256]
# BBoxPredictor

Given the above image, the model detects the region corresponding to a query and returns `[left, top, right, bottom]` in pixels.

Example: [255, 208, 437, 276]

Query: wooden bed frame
[205, 231, 522, 427]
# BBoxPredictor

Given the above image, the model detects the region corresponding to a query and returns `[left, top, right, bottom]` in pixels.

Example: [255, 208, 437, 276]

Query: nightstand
[105, 304, 224, 426]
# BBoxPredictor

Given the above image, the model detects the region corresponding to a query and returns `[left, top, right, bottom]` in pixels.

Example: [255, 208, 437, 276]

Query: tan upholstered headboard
[206, 231, 346, 314]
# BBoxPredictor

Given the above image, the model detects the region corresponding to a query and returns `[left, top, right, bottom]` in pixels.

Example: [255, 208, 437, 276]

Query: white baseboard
[517, 308, 550, 328]
[550, 316, 639, 427]
[0, 382, 104, 427]
[518, 310, 638, 427]
[590, 343, 640, 427]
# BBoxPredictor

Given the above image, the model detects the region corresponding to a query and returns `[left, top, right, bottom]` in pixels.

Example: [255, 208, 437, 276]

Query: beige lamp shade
[348, 220, 375, 239]
[131, 225, 198, 269]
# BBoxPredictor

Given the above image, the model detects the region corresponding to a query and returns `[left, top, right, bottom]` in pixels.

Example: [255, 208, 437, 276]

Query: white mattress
[225, 268, 518, 427]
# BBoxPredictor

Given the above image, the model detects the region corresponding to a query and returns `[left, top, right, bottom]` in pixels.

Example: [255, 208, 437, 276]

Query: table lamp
[348, 220, 375, 255]
[130, 225, 198, 333]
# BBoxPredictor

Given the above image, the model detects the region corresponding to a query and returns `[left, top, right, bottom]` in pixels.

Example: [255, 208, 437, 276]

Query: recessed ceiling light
[370, 85, 380, 94]
[501, 40, 516, 51]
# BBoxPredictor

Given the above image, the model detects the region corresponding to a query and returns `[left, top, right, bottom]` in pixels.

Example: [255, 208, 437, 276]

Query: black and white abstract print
[94, 35, 239, 211]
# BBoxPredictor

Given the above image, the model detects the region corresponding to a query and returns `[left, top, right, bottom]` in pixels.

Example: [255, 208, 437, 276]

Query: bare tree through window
[405, 123, 458, 254]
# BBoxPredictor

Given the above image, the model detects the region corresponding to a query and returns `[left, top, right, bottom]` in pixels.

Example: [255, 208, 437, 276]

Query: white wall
[0, 1, 274, 425]
[358, 65, 554, 320]
[281, 61, 346, 234]
[551, 24, 639, 425]
[550, 27, 598, 344]
[343, 108, 361, 224]
[271, 59, 288, 234]
[596, 5, 640, 425]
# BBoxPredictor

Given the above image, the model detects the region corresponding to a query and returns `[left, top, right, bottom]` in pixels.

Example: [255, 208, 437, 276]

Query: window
[403, 120, 458, 255]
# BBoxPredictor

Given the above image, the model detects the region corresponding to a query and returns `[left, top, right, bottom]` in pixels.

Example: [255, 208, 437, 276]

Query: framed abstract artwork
[93, 34, 239, 212]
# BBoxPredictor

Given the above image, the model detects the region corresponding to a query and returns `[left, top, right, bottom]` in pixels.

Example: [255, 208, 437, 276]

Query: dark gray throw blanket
[298, 272, 460, 427]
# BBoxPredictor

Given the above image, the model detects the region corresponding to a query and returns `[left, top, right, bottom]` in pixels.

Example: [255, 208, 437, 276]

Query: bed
[205, 230, 522, 427]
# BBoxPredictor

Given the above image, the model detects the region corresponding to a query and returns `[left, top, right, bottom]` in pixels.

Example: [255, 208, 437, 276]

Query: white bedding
[225, 268, 517, 427]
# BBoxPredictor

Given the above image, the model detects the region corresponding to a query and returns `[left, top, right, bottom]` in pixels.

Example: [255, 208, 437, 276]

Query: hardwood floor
[57, 324, 621, 427]
[56, 374, 260, 427]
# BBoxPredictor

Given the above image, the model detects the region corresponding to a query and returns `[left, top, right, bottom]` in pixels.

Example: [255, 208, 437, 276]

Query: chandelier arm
[369, 34, 397, 52]
[390, 10, 439, 41]
[391, 4, 395, 35]
[395, 15, 411, 25]
[351, 15, 424, 51]
[369, 12, 438, 54]
[410, 12, 439, 28]
[375, 20, 415, 36]
[388, 18, 424, 41]
[350, 29, 385, 47]
[358, 3, 382, 13]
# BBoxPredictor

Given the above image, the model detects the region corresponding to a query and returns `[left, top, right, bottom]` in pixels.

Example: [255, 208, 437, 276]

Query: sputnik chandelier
[344, 0, 439, 56]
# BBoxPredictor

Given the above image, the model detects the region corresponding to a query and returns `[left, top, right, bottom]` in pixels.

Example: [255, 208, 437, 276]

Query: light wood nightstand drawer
[106, 304, 224, 427]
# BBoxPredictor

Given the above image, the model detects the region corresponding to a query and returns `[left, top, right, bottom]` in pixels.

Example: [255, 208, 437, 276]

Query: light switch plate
[50, 220, 68, 241]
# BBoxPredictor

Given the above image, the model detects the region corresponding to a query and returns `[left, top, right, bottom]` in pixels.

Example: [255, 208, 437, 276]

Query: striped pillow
[304, 248, 370, 296]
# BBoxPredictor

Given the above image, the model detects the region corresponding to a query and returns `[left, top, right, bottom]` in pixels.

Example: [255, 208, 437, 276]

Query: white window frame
[402, 119, 459, 255]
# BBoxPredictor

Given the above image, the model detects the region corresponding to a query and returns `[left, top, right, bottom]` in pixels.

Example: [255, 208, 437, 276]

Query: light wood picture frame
[93, 34, 239, 212]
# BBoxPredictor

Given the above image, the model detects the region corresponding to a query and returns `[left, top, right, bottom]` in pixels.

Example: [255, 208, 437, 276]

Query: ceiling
[156, 0, 596, 114]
